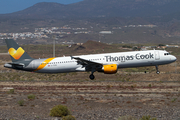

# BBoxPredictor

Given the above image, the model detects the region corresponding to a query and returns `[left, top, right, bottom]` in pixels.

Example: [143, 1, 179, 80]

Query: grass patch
[62, 115, 76, 120]
[7, 89, 14, 94]
[50, 105, 70, 117]
[18, 100, 24, 106]
[140, 115, 157, 120]
[171, 98, 177, 103]
[27, 94, 36, 100]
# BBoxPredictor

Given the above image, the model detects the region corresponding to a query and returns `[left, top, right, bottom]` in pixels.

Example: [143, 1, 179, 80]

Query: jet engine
[99, 64, 117, 74]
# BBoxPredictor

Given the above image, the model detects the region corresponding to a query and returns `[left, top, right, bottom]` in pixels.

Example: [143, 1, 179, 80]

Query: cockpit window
[164, 53, 170, 56]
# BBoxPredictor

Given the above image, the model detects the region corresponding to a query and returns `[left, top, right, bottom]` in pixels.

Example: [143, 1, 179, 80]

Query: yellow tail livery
[9, 47, 25, 60]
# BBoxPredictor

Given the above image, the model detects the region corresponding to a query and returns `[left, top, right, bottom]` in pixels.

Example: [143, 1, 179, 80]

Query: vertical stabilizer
[5, 39, 33, 62]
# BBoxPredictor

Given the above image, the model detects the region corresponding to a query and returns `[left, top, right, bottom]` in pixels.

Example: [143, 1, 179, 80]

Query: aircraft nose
[171, 55, 177, 62]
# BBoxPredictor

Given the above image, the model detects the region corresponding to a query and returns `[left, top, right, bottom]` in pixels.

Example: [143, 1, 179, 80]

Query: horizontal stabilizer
[4, 63, 24, 69]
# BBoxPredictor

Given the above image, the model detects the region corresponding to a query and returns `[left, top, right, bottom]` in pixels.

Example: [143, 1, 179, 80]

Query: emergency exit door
[155, 51, 160, 60]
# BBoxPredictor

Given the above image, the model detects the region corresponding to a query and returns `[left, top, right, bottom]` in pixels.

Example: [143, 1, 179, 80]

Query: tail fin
[5, 39, 33, 62]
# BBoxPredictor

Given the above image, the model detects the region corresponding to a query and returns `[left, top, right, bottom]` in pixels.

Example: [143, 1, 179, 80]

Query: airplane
[4, 39, 177, 80]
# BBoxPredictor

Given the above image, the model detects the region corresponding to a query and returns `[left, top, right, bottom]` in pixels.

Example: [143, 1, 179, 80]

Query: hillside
[1, 0, 180, 44]
[2, 0, 180, 19]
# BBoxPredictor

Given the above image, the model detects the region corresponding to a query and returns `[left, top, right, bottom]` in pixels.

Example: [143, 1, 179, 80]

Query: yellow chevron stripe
[34, 58, 55, 71]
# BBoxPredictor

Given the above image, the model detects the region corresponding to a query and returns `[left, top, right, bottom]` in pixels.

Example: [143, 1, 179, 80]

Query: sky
[0, 0, 83, 14]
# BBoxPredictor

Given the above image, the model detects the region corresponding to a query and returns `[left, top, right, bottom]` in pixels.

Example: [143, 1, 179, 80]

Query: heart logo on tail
[8, 47, 25, 60]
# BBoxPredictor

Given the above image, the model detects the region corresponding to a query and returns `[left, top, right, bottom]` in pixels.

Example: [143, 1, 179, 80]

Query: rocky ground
[0, 80, 180, 120]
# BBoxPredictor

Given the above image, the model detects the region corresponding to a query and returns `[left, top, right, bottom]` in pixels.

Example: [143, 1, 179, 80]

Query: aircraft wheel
[156, 71, 160, 74]
[89, 74, 95, 80]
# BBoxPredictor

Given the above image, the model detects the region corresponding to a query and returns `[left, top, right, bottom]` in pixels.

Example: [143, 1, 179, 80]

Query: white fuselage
[25, 50, 176, 73]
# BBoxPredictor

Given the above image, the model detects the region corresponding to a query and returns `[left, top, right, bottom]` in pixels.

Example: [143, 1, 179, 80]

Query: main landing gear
[89, 74, 95, 80]
[155, 65, 160, 74]
[89, 70, 95, 80]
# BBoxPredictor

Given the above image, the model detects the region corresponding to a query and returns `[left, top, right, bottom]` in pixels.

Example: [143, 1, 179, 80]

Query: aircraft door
[31, 60, 36, 69]
[155, 51, 160, 60]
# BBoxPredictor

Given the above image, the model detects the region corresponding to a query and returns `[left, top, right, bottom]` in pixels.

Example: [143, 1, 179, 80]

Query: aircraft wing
[71, 56, 102, 65]
[71, 56, 103, 71]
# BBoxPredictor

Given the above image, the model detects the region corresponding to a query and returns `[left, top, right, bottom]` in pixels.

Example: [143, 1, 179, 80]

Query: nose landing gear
[156, 65, 160, 74]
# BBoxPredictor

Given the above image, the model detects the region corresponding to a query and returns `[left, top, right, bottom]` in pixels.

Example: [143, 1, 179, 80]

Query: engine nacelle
[101, 64, 117, 74]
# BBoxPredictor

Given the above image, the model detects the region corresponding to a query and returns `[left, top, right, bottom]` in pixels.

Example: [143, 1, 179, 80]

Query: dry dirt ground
[0, 79, 180, 120]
